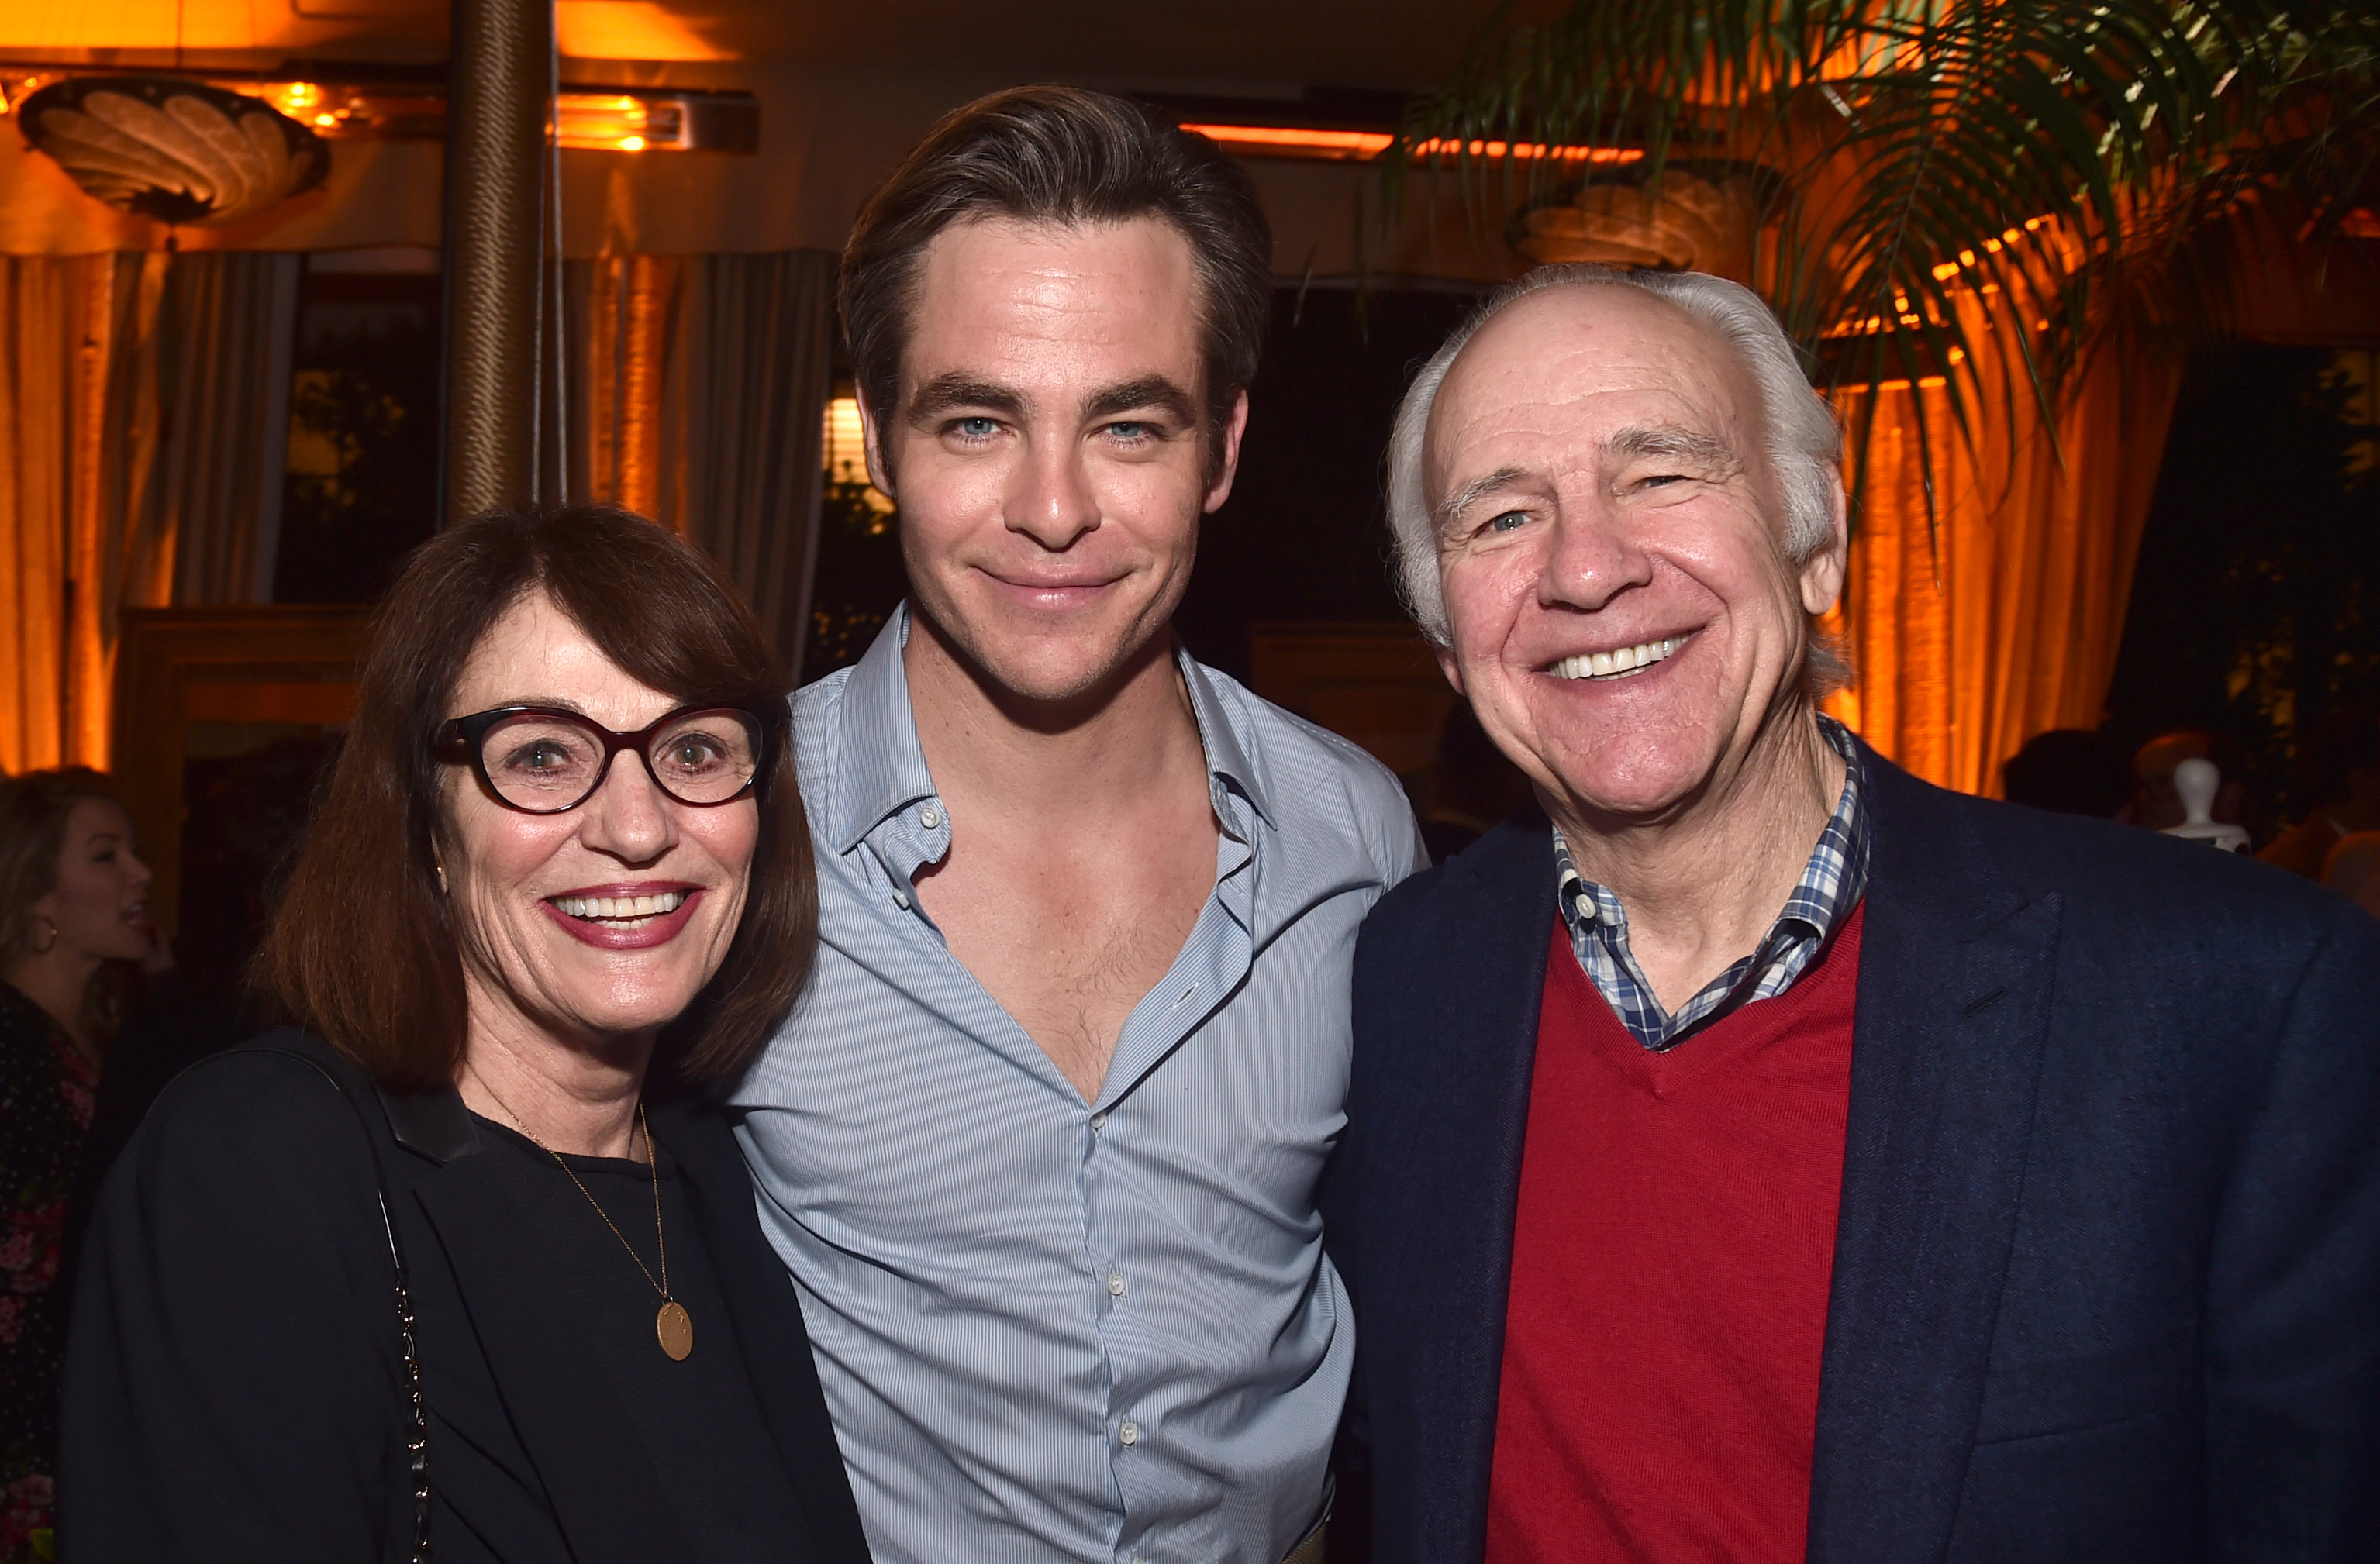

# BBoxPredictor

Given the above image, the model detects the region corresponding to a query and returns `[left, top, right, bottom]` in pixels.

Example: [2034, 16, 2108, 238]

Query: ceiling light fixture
[17, 74, 328, 225]
[9, 70, 759, 155]
[552, 88, 757, 151]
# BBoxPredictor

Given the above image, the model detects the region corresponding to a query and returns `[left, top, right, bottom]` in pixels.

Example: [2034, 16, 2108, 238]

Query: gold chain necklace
[471, 1069, 693, 1362]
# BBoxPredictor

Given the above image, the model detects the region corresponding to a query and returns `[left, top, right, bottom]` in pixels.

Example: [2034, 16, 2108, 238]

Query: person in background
[64, 508, 869, 1564]
[2263, 701, 2380, 878]
[1325, 263, 2380, 1562]
[0, 768, 164, 1564]
[1999, 727, 2133, 818]
[732, 87, 1419, 1564]
[2324, 830, 2380, 917]
[75, 734, 342, 1221]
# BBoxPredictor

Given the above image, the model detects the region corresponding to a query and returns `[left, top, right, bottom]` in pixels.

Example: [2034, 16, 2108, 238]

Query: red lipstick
[539, 884, 705, 951]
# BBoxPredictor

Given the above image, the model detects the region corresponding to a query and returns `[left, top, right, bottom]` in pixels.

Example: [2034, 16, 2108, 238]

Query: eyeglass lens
[477, 710, 758, 810]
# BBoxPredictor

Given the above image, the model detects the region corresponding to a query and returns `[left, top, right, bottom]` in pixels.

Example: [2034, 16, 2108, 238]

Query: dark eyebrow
[1605, 422, 1739, 472]
[452, 697, 590, 721]
[1082, 376, 1198, 427]
[906, 374, 1027, 426]
[1435, 465, 1534, 528]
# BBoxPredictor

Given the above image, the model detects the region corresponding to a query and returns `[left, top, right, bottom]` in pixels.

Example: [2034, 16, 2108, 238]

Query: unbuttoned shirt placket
[855, 772, 1260, 1562]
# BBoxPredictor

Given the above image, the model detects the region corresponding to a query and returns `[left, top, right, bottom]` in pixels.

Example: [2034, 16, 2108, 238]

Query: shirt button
[892, 889, 909, 910]
[1119, 1419, 1139, 1446]
[1106, 1270, 1127, 1297]
[1089, 1111, 1108, 1131]
[919, 802, 941, 829]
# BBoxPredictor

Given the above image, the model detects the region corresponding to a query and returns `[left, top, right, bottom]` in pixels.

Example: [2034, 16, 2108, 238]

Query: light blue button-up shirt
[731, 611, 1423, 1564]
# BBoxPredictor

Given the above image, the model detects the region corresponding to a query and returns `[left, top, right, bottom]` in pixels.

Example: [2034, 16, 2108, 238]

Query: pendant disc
[656, 1300, 693, 1361]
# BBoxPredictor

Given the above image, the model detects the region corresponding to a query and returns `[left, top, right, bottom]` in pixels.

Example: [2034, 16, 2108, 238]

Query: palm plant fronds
[1393, 0, 2380, 494]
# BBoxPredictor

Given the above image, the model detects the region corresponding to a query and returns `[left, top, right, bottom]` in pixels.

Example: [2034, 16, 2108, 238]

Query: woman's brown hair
[259, 505, 814, 1091]
[0, 766, 138, 1042]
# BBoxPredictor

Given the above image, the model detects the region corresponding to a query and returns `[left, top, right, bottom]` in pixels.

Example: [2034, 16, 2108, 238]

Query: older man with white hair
[1319, 265, 2380, 1564]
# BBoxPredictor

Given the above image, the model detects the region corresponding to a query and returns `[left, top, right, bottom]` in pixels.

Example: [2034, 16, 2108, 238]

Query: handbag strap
[257, 1047, 433, 1564]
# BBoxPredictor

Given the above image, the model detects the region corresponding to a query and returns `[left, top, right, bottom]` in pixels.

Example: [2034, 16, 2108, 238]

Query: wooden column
[440, 0, 551, 526]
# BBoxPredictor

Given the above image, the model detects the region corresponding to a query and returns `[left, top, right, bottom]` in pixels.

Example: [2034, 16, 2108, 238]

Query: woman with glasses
[63, 507, 871, 1564]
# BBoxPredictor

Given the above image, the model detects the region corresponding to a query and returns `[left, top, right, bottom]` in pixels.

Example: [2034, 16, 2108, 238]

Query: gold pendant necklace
[473, 1071, 692, 1362]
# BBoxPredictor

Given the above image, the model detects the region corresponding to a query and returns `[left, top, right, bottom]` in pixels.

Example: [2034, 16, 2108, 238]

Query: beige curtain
[1822, 312, 2185, 795]
[122, 252, 302, 606]
[570, 250, 835, 677]
[0, 251, 296, 775]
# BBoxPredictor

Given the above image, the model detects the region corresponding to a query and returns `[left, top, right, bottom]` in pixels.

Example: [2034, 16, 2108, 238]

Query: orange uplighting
[251, 80, 356, 133]
[1181, 124, 1395, 160]
[556, 0, 728, 61]
[1182, 122, 1642, 166]
[1410, 136, 1642, 165]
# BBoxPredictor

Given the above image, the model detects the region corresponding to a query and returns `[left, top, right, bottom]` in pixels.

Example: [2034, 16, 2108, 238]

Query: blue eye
[953, 417, 999, 439]
[1488, 511, 1527, 533]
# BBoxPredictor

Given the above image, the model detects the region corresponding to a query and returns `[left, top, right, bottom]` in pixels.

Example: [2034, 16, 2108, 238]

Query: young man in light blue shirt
[729, 86, 1423, 1564]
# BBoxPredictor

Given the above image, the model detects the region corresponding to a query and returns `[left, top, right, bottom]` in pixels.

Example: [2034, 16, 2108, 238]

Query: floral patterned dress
[0, 983, 95, 1564]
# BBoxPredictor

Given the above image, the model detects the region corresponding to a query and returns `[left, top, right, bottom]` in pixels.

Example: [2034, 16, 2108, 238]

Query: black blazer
[62, 1031, 871, 1564]
[1322, 744, 2380, 1563]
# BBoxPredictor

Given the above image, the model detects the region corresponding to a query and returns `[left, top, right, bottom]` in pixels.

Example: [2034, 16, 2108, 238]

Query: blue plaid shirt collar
[1553, 715, 1871, 1052]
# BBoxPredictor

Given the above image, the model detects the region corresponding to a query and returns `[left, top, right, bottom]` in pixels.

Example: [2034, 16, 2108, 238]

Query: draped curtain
[131, 253, 302, 607]
[1821, 313, 2185, 796]
[2, 256, 112, 773]
[0, 251, 298, 775]
[568, 249, 835, 679]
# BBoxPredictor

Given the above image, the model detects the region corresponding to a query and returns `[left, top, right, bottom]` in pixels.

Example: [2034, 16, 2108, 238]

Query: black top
[464, 1115, 809, 1561]
[60, 1032, 871, 1564]
[1, 983, 93, 1563]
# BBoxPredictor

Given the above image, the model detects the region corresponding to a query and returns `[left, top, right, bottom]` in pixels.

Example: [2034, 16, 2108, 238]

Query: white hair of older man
[1385, 264, 1845, 648]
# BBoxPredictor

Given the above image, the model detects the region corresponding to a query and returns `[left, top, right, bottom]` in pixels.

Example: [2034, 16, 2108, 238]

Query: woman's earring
[30, 916, 57, 954]
[434, 863, 450, 896]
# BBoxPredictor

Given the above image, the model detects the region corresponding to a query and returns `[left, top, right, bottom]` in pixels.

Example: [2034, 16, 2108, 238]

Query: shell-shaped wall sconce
[19, 75, 329, 226]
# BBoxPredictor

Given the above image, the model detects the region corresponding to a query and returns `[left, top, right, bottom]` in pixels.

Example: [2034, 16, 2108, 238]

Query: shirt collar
[1774, 715, 1869, 938]
[1555, 713, 1871, 940]
[823, 604, 1276, 853]
[824, 607, 942, 855]
[1178, 653, 1275, 832]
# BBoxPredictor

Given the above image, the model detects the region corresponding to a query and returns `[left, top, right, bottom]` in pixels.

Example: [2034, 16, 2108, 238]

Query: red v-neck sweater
[1484, 906, 1865, 1564]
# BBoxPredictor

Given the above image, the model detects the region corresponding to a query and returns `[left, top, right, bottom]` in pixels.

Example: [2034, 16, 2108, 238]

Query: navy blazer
[1321, 743, 2380, 1563]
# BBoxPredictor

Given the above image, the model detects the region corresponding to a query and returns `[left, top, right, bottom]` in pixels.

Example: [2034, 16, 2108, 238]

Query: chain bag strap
[261, 1048, 433, 1563]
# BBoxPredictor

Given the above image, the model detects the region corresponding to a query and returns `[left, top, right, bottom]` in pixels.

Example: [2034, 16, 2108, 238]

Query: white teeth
[1552, 636, 1683, 681]
[554, 890, 685, 922]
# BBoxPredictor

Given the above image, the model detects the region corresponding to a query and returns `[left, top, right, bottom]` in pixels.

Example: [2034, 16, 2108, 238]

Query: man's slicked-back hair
[840, 85, 1272, 462]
